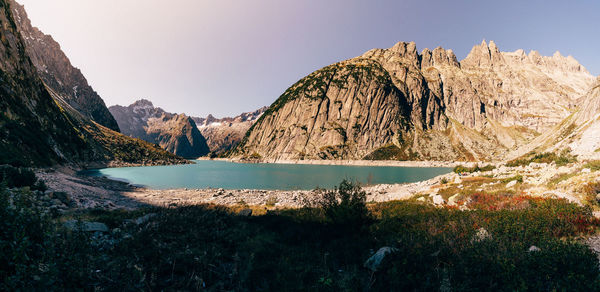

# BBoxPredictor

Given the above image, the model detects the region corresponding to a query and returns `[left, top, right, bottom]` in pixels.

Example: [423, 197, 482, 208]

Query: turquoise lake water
[85, 160, 452, 190]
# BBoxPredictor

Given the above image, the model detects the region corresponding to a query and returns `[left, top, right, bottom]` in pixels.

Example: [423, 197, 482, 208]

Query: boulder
[364, 247, 398, 272]
[432, 194, 445, 205]
[132, 213, 157, 225]
[64, 220, 109, 232]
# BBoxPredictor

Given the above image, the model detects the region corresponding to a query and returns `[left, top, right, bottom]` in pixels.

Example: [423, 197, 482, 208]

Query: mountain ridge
[0, 0, 184, 167]
[234, 40, 595, 162]
[11, 1, 120, 131]
[109, 100, 210, 158]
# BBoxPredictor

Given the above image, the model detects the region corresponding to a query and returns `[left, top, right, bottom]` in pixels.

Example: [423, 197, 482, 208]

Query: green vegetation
[584, 160, 600, 171]
[363, 143, 419, 161]
[2, 177, 600, 290]
[453, 164, 496, 174]
[0, 165, 45, 191]
[502, 174, 524, 183]
[582, 181, 600, 206]
[507, 150, 577, 167]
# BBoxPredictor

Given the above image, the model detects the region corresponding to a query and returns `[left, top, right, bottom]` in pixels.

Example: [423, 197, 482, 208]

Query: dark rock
[364, 247, 398, 272]
[238, 209, 253, 216]
[64, 220, 109, 232]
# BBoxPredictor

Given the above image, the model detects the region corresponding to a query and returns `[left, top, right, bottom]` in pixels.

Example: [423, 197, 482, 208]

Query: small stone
[471, 227, 492, 243]
[528, 245, 541, 252]
[133, 213, 157, 225]
[506, 180, 518, 188]
[582, 168, 592, 173]
[364, 247, 398, 272]
[238, 209, 252, 216]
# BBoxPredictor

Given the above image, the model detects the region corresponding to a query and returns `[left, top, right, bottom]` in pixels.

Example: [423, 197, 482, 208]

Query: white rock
[432, 195, 445, 205]
[528, 245, 541, 252]
[448, 194, 460, 206]
[506, 180, 518, 188]
[582, 168, 592, 173]
[471, 227, 492, 243]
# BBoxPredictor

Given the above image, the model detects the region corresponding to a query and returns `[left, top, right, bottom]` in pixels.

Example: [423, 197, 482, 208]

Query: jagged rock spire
[461, 39, 505, 68]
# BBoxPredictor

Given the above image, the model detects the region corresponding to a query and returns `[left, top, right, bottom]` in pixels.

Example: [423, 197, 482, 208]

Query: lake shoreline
[36, 165, 451, 210]
[36, 159, 597, 212]
[197, 157, 484, 168]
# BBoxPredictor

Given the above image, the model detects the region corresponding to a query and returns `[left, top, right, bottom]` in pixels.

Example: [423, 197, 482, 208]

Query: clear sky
[17, 0, 600, 117]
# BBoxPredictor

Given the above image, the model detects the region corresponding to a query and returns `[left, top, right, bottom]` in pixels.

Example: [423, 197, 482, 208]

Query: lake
[85, 160, 452, 190]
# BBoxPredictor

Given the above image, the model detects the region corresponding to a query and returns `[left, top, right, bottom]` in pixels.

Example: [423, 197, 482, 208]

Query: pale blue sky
[17, 0, 600, 117]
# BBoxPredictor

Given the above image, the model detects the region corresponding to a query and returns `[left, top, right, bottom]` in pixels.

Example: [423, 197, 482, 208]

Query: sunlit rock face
[236, 41, 595, 162]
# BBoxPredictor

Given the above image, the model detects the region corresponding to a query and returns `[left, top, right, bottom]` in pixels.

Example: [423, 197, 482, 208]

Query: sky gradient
[17, 0, 600, 117]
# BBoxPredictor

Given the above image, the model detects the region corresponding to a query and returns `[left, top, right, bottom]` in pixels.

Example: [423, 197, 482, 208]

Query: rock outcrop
[109, 100, 209, 158]
[193, 107, 267, 155]
[236, 40, 595, 162]
[0, 0, 184, 166]
[11, 1, 120, 131]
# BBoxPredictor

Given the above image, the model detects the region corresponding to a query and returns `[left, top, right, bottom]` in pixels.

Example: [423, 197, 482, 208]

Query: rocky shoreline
[35, 159, 600, 213]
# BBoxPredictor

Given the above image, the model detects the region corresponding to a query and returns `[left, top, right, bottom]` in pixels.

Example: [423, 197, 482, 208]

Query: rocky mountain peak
[421, 47, 460, 68]
[132, 99, 154, 107]
[109, 100, 209, 158]
[461, 39, 505, 68]
[390, 41, 418, 57]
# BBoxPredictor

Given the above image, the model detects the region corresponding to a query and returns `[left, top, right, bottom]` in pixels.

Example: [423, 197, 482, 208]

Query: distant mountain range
[109, 100, 209, 158]
[193, 107, 267, 156]
[110, 100, 266, 157]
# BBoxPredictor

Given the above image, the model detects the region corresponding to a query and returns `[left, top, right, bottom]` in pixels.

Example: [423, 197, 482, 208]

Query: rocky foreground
[36, 159, 600, 213]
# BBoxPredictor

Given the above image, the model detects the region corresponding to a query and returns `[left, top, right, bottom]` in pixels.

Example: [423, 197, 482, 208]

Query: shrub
[502, 174, 523, 183]
[453, 164, 495, 174]
[507, 151, 577, 167]
[0, 165, 37, 189]
[265, 196, 278, 207]
[584, 160, 600, 171]
[319, 180, 370, 228]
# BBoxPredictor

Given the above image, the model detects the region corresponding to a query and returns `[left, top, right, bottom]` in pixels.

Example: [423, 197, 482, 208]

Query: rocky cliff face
[109, 100, 209, 158]
[0, 0, 184, 166]
[10, 1, 120, 131]
[236, 41, 595, 161]
[193, 107, 267, 155]
[511, 77, 600, 160]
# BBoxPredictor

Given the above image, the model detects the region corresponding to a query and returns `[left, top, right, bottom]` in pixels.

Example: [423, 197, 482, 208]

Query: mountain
[235, 41, 595, 161]
[109, 100, 209, 158]
[11, 1, 119, 131]
[510, 77, 600, 160]
[193, 107, 267, 156]
[0, 0, 184, 166]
